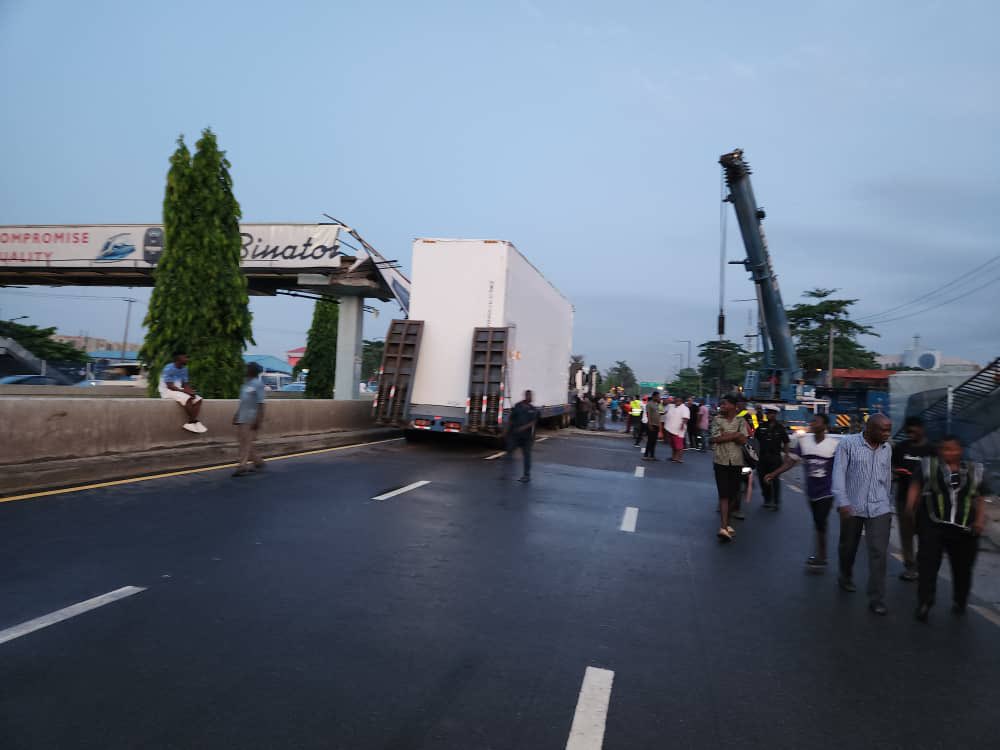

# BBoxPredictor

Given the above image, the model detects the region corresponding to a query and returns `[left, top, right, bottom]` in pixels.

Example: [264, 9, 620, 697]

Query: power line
[856, 254, 1000, 323]
[860, 270, 1000, 325]
[0, 289, 143, 303]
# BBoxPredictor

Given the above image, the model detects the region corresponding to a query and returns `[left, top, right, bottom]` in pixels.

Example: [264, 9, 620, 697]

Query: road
[2, 429, 998, 749]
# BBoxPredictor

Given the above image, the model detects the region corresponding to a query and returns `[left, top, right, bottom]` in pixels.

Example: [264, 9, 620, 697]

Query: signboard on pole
[0, 224, 344, 270]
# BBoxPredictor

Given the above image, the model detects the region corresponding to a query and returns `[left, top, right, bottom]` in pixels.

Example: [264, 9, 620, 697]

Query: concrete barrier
[0, 397, 396, 495]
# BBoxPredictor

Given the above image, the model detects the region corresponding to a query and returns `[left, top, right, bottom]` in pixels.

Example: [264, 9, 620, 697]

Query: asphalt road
[2, 429, 998, 749]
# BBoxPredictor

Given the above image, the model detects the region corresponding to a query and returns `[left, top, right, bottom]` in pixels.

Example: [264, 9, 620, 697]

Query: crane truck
[720, 149, 803, 402]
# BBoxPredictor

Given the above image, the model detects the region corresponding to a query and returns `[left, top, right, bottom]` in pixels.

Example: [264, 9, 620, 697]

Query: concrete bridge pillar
[334, 296, 364, 400]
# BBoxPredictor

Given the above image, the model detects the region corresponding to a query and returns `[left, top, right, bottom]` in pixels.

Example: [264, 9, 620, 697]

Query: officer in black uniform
[756, 405, 790, 510]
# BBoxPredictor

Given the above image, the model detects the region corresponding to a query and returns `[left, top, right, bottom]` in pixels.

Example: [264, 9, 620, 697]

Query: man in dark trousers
[508, 390, 539, 483]
[756, 405, 790, 510]
[893, 416, 936, 581]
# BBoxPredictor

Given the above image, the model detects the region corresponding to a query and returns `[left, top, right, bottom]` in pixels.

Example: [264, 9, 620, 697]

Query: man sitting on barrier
[158, 351, 206, 434]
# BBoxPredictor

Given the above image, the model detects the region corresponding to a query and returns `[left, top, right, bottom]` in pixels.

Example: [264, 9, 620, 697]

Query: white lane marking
[537, 436, 549, 443]
[566, 665, 615, 750]
[634, 466, 645, 478]
[620, 507, 638, 533]
[484, 451, 507, 460]
[0, 586, 146, 646]
[787, 483, 803, 494]
[970, 604, 1000, 628]
[371, 480, 430, 501]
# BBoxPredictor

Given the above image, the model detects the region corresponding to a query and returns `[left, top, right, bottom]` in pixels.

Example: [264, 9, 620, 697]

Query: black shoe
[806, 556, 828, 568]
[915, 603, 931, 622]
[952, 602, 967, 616]
[869, 602, 888, 616]
[838, 578, 857, 593]
[731, 511, 746, 521]
[518, 475, 531, 483]
[899, 569, 918, 582]
[232, 468, 252, 477]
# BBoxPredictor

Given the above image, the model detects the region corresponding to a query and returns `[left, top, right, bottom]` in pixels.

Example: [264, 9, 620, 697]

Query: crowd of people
[706, 394, 992, 623]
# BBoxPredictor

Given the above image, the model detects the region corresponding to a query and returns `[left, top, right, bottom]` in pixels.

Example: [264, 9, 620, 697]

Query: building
[287, 346, 306, 368]
[52, 334, 140, 353]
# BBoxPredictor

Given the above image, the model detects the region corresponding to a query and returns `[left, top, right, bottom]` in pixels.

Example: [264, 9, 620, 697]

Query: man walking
[232, 362, 266, 477]
[642, 391, 662, 461]
[710, 394, 749, 542]
[664, 396, 690, 463]
[158, 351, 206, 433]
[596, 395, 608, 431]
[832, 413, 894, 615]
[686, 397, 699, 449]
[893, 417, 935, 582]
[508, 390, 539, 482]
[765, 413, 838, 569]
[756, 406, 790, 510]
[698, 401, 710, 452]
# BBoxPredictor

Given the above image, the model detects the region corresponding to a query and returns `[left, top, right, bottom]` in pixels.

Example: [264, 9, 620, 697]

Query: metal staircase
[895, 357, 1000, 445]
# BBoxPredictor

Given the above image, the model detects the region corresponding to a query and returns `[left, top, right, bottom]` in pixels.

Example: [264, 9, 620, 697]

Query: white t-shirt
[664, 403, 690, 435]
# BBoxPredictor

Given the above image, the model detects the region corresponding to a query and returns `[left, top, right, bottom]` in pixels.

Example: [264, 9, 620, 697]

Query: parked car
[280, 382, 307, 392]
[0, 374, 61, 385]
[76, 363, 147, 387]
[261, 372, 293, 391]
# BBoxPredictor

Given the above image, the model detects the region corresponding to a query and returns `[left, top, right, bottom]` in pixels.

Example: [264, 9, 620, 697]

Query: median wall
[0, 397, 395, 495]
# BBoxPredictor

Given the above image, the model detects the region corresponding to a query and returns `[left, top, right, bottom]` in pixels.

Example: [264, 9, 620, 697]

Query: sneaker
[899, 569, 918, 582]
[193, 422, 208, 433]
[726, 525, 736, 535]
[869, 601, 888, 616]
[806, 556, 828, 568]
[731, 511, 746, 521]
[183, 423, 200, 433]
[838, 577, 857, 593]
[717, 527, 733, 542]
[518, 475, 531, 483]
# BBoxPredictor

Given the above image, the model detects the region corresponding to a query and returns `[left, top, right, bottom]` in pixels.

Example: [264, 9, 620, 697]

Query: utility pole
[121, 298, 136, 361]
[827, 316, 836, 387]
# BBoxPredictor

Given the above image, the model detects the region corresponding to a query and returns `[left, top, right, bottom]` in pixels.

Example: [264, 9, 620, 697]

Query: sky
[1, 0, 998, 381]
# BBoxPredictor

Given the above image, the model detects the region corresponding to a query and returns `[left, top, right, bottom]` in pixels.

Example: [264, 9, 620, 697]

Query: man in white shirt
[664, 397, 690, 464]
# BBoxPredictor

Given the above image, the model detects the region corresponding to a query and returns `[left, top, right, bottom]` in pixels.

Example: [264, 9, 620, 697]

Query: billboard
[0, 224, 344, 269]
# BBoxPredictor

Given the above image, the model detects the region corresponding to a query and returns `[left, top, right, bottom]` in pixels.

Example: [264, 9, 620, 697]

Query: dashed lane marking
[565, 665, 615, 750]
[0, 586, 146, 646]
[787, 482, 803, 494]
[537, 436, 549, 442]
[620, 507, 638, 533]
[0, 437, 406, 505]
[371, 480, 431, 501]
[634, 466, 645, 478]
[484, 451, 507, 460]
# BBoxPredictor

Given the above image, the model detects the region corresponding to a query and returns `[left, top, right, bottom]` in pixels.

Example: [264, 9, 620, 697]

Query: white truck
[373, 238, 574, 436]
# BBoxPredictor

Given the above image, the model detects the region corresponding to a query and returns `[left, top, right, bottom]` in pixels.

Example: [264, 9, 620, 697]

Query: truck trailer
[373, 238, 573, 436]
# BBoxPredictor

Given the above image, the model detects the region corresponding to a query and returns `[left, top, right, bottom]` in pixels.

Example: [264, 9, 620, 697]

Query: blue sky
[1, 0, 997, 379]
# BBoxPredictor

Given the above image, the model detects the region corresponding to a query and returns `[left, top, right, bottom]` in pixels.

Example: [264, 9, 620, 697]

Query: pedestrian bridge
[0, 222, 411, 399]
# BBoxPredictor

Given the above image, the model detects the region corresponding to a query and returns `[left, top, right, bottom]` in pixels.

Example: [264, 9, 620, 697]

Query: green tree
[666, 367, 703, 398]
[0, 320, 88, 363]
[361, 339, 384, 381]
[787, 288, 879, 372]
[604, 360, 638, 393]
[294, 299, 338, 398]
[698, 339, 755, 393]
[141, 129, 253, 397]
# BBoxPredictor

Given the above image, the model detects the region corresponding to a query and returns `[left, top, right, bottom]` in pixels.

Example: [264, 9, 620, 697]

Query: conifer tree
[294, 299, 338, 398]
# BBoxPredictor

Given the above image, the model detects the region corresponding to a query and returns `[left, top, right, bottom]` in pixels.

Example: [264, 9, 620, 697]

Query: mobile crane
[719, 149, 803, 402]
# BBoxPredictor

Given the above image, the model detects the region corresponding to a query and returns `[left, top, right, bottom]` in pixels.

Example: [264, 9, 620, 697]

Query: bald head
[865, 414, 892, 446]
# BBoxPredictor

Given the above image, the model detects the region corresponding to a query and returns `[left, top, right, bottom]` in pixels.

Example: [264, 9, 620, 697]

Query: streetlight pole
[121, 298, 137, 361]
[673, 353, 683, 379]
[675, 340, 692, 371]
[827, 315, 836, 387]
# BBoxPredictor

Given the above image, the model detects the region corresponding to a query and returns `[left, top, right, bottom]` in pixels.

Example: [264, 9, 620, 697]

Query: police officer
[756, 405, 790, 510]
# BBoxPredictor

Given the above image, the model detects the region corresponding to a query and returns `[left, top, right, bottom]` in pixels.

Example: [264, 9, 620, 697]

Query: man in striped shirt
[831, 414, 894, 616]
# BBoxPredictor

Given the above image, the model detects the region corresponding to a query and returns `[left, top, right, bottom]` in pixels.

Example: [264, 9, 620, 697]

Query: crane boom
[719, 149, 800, 394]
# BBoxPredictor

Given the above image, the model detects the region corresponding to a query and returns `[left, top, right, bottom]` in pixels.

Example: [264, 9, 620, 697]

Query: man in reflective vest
[631, 397, 645, 446]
